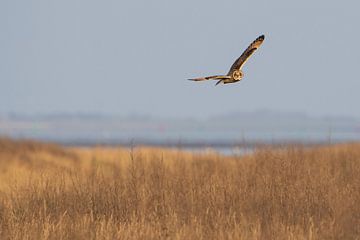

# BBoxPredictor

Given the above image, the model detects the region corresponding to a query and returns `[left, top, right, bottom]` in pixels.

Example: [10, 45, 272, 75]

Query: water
[1, 116, 359, 152]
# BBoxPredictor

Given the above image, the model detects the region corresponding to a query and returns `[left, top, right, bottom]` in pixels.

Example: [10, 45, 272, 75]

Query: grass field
[0, 138, 359, 239]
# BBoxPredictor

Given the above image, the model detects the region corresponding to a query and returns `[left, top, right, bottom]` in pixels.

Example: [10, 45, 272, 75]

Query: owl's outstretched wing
[227, 35, 264, 75]
[188, 75, 231, 81]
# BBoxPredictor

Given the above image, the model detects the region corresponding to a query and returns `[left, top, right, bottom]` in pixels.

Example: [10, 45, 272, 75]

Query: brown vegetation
[0, 137, 359, 239]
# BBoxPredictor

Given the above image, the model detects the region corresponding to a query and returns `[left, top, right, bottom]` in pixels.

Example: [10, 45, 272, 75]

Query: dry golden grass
[0, 137, 360, 239]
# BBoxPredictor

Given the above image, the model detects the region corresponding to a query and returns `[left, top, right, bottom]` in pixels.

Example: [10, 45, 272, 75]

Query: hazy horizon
[1, 108, 360, 121]
[1, 0, 360, 118]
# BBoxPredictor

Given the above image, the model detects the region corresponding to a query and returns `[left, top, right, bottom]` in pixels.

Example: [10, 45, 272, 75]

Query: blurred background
[1, 0, 360, 150]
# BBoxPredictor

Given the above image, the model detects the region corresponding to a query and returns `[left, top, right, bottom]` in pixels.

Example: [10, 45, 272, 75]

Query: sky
[1, 0, 360, 118]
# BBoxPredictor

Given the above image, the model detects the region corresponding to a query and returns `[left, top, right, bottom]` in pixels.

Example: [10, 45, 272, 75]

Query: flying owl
[188, 35, 265, 86]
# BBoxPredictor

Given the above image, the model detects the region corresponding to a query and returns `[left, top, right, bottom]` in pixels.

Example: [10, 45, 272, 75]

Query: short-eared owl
[188, 35, 265, 86]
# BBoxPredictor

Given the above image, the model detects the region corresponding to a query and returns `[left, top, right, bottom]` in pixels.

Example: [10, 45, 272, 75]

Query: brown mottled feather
[227, 35, 264, 75]
[188, 75, 231, 81]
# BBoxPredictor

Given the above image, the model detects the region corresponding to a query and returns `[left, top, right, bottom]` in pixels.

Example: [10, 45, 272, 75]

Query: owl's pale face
[232, 70, 243, 80]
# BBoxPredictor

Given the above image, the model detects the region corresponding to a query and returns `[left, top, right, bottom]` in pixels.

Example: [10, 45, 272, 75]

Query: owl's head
[232, 70, 243, 80]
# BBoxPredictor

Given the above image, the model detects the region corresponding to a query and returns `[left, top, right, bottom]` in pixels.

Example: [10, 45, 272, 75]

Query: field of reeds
[0, 137, 359, 239]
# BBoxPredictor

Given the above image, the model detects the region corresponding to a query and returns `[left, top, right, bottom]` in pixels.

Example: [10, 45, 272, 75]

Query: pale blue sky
[1, 0, 359, 118]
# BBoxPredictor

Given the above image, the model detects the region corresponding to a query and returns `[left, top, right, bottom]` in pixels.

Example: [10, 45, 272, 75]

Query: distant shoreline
[29, 137, 338, 149]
